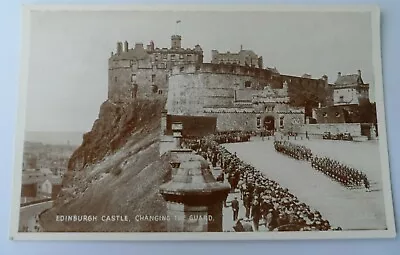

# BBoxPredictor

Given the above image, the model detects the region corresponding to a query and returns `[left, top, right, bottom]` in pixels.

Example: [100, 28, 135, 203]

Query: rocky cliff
[68, 98, 165, 172]
[40, 98, 173, 232]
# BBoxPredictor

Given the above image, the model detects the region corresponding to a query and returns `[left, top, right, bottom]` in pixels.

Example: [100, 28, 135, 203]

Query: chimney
[124, 41, 129, 52]
[147, 40, 155, 51]
[116, 42, 123, 55]
[322, 75, 328, 84]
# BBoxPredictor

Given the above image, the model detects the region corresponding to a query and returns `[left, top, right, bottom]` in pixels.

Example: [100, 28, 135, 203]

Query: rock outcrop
[40, 98, 173, 232]
[68, 98, 165, 172]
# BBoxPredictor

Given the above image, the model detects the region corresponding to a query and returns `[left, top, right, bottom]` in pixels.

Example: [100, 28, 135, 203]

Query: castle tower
[171, 35, 182, 49]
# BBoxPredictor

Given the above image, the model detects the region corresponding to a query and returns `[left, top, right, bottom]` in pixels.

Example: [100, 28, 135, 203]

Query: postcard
[9, 4, 396, 240]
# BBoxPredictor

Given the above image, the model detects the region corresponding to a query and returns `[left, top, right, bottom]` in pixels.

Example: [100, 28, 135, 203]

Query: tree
[287, 78, 332, 119]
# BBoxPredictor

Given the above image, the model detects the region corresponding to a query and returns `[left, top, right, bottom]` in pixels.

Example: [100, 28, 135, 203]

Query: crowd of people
[210, 131, 253, 144]
[274, 141, 312, 161]
[182, 132, 340, 232]
[311, 156, 371, 190]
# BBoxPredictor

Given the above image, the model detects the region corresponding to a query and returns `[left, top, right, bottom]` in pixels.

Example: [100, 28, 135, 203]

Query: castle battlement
[110, 35, 203, 60]
[170, 63, 280, 79]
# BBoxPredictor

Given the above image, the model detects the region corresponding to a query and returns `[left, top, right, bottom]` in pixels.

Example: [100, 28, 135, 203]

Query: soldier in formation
[274, 141, 312, 161]
[311, 156, 370, 191]
[183, 132, 341, 232]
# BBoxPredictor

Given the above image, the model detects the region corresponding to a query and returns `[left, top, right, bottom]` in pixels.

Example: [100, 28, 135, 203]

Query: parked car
[322, 132, 331, 139]
[342, 132, 353, 141]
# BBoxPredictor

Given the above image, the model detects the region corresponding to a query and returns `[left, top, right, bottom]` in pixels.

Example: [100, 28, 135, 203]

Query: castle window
[195, 65, 201, 71]
[245, 81, 252, 88]
[158, 89, 163, 94]
[170, 54, 175, 60]
[339, 96, 344, 102]
[163, 54, 167, 60]
[179, 54, 184, 59]
[335, 112, 341, 117]
[323, 112, 328, 118]
[151, 74, 156, 82]
[280, 116, 284, 129]
[180, 66, 184, 72]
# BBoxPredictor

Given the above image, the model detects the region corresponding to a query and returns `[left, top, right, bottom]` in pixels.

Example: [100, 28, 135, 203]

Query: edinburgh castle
[108, 34, 374, 140]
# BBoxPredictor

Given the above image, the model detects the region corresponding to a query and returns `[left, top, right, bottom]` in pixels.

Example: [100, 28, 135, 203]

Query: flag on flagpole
[176, 20, 181, 24]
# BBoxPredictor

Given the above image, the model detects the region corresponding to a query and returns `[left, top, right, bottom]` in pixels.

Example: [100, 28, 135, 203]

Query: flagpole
[176, 20, 181, 35]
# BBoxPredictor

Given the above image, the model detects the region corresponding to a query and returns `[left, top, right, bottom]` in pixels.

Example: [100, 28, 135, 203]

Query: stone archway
[263, 116, 275, 134]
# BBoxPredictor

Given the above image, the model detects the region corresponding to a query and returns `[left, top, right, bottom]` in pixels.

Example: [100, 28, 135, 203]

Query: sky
[25, 10, 375, 132]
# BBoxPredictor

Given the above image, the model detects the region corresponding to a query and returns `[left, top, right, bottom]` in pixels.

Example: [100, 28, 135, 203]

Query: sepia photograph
[10, 4, 396, 240]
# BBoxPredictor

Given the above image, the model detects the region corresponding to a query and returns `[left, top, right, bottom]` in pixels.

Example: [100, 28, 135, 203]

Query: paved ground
[221, 139, 387, 231]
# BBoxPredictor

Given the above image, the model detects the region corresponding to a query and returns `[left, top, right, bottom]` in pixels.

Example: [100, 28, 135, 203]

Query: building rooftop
[334, 74, 364, 86]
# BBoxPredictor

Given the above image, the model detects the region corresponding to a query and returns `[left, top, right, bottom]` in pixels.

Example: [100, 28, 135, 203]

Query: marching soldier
[231, 197, 240, 221]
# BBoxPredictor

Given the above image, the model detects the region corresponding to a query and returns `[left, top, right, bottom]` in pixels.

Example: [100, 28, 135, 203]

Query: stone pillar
[172, 122, 183, 149]
[169, 161, 181, 179]
[370, 124, 377, 140]
[161, 109, 168, 135]
[159, 154, 230, 232]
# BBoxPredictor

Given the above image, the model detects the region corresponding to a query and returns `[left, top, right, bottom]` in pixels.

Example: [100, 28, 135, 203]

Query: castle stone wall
[215, 112, 258, 131]
[292, 123, 362, 136]
[167, 65, 280, 116]
[108, 58, 168, 102]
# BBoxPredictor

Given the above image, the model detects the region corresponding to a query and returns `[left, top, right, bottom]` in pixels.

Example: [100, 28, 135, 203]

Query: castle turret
[258, 56, 263, 69]
[123, 41, 129, 52]
[357, 69, 364, 84]
[116, 42, 123, 55]
[171, 35, 182, 49]
[147, 40, 155, 51]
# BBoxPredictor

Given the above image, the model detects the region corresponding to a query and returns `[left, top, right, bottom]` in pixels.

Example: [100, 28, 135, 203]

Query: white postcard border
[9, 4, 396, 241]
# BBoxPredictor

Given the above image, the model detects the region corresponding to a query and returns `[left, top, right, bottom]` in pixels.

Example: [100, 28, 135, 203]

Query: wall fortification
[170, 63, 279, 79]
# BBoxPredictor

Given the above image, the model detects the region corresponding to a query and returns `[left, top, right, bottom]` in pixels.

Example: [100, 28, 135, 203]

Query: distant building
[331, 70, 369, 106]
[211, 45, 264, 68]
[21, 169, 63, 203]
[22, 153, 37, 170]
